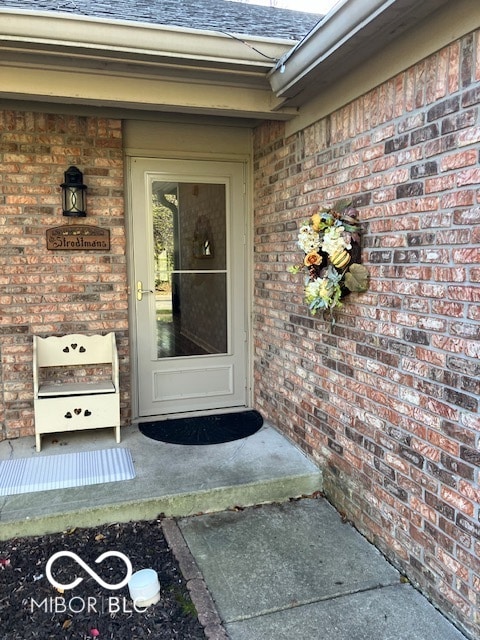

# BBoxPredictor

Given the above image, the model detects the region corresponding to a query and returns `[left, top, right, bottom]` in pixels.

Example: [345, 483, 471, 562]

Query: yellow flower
[311, 213, 322, 232]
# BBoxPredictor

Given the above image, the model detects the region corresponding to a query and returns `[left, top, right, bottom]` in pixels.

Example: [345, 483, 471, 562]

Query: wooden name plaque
[46, 225, 110, 251]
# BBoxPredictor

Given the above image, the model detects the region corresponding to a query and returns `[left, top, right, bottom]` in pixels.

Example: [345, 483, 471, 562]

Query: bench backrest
[34, 333, 118, 368]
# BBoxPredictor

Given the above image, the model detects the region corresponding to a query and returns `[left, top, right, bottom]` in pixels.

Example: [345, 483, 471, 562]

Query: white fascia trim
[270, 0, 406, 96]
[0, 8, 296, 72]
[269, 0, 451, 99]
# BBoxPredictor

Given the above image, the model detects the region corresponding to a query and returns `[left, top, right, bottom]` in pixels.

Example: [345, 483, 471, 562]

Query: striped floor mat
[0, 448, 135, 496]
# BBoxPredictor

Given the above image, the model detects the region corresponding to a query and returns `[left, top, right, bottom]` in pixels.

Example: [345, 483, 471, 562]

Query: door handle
[136, 281, 154, 301]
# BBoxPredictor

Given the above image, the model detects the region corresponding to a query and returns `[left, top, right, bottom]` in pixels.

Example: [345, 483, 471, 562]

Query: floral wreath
[289, 201, 369, 315]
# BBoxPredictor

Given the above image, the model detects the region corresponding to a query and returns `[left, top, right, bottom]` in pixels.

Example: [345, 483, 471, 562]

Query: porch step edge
[0, 471, 322, 540]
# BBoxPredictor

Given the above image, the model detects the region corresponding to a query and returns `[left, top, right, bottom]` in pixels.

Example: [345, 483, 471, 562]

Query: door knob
[136, 281, 153, 301]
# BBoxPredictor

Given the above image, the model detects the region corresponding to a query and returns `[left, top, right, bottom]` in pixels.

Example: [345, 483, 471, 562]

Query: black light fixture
[61, 166, 87, 217]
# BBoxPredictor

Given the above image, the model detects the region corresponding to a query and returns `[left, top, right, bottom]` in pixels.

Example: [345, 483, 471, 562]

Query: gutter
[269, 0, 451, 107]
[0, 8, 294, 73]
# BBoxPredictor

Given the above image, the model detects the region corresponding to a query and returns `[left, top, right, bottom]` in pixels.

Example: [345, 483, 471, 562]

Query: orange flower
[304, 251, 322, 267]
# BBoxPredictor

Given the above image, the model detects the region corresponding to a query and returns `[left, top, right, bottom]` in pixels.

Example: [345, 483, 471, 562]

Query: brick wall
[253, 31, 480, 637]
[0, 111, 129, 440]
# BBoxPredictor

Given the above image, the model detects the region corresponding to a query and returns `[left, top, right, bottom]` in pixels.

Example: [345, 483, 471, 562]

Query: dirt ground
[0, 519, 207, 640]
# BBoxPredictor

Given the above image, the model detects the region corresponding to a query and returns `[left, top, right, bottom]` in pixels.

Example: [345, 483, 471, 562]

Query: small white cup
[128, 569, 160, 608]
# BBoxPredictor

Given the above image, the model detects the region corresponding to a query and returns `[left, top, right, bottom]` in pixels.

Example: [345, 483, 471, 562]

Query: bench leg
[115, 426, 121, 444]
[35, 432, 42, 453]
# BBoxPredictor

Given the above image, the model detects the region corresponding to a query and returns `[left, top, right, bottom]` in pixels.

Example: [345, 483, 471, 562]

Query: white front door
[130, 158, 248, 417]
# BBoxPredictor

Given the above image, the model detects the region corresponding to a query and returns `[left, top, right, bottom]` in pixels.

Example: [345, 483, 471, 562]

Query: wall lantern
[61, 166, 87, 217]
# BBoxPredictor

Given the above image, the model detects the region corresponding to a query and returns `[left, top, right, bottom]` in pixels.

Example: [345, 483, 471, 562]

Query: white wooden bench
[33, 332, 120, 452]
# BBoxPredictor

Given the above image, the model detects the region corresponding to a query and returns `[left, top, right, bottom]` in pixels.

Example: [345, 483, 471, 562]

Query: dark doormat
[138, 410, 263, 445]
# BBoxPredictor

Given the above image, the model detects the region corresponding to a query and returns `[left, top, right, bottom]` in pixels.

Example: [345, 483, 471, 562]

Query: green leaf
[344, 263, 369, 292]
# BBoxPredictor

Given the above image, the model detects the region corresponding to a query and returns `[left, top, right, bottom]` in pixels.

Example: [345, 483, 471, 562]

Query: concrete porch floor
[0, 423, 469, 639]
[0, 422, 322, 541]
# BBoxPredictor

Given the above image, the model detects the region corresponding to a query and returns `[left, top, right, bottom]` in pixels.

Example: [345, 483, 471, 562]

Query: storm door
[130, 158, 247, 416]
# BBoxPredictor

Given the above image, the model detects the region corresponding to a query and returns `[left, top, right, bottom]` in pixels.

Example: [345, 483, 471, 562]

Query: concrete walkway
[174, 499, 469, 640]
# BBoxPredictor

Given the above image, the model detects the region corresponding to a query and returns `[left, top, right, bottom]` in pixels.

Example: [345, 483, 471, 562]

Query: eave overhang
[0, 8, 299, 120]
[269, 0, 454, 108]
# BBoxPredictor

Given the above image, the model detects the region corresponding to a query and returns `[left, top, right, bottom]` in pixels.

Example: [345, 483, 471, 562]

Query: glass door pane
[152, 181, 227, 358]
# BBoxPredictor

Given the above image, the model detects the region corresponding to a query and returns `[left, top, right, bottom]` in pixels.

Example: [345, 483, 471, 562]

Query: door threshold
[132, 406, 251, 424]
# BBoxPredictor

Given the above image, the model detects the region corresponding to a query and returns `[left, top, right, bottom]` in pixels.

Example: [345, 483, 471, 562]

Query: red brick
[440, 150, 478, 171]
[458, 126, 480, 146]
[425, 175, 456, 193]
[441, 190, 475, 208]
[440, 486, 475, 517]
[458, 480, 480, 504]
[410, 440, 441, 462]
[427, 431, 460, 456]
[452, 248, 480, 264]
